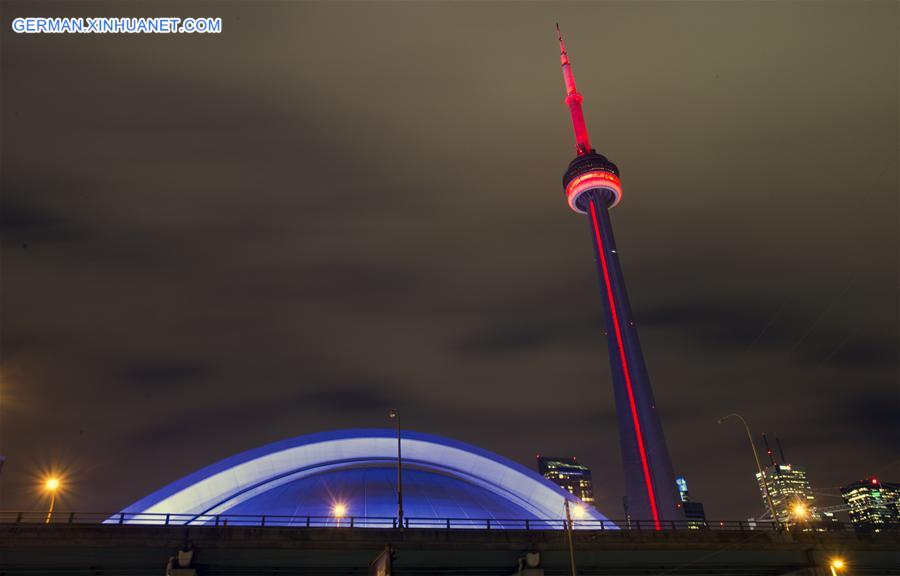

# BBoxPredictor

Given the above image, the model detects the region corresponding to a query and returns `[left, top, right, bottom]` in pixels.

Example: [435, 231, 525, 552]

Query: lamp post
[389, 409, 403, 527]
[43, 477, 61, 524]
[717, 413, 779, 526]
[830, 558, 846, 576]
[563, 499, 577, 576]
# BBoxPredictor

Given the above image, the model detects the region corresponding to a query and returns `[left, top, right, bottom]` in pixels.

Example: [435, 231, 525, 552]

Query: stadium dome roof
[119, 429, 613, 528]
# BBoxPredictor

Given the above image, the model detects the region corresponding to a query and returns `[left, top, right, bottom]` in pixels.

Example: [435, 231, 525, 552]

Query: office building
[756, 463, 818, 523]
[675, 476, 707, 526]
[841, 477, 900, 530]
[537, 456, 595, 505]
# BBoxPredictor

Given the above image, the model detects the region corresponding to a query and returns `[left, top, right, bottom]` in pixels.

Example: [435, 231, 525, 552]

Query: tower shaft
[584, 192, 681, 527]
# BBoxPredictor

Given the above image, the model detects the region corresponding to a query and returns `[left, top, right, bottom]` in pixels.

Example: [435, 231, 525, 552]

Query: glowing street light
[830, 558, 846, 576]
[43, 476, 62, 524]
[791, 503, 808, 521]
[572, 503, 586, 519]
[331, 502, 347, 527]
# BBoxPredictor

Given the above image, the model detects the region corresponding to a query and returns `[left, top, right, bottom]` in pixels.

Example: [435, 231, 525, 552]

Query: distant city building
[675, 476, 707, 526]
[676, 477, 689, 503]
[841, 477, 900, 530]
[819, 510, 841, 527]
[537, 456, 594, 505]
[756, 463, 819, 523]
[683, 502, 706, 524]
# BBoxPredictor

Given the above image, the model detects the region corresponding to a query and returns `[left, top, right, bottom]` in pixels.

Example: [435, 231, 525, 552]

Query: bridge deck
[1, 524, 898, 575]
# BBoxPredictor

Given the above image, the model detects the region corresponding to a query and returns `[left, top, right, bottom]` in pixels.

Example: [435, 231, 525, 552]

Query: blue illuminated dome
[119, 429, 613, 527]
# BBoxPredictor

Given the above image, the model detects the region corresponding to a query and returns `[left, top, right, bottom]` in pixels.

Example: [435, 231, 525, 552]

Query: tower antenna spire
[556, 24, 592, 156]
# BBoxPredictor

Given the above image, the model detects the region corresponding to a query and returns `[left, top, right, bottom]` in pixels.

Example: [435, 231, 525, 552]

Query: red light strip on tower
[588, 200, 662, 530]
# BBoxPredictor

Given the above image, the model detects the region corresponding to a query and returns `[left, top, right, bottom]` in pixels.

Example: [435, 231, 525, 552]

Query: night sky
[1, 1, 897, 521]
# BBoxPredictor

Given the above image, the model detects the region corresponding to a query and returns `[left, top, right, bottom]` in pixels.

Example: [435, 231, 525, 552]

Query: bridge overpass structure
[1, 515, 898, 575]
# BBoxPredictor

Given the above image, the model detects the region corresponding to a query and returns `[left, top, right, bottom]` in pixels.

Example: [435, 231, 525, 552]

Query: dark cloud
[0, 198, 60, 235]
[1, 0, 896, 523]
[638, 302, 790, 348]
[834, 392, 900, 447]
[457, 313, 602, 354]
[822, 334, 898, 368]
[293, 382, 398, 414]
[115, 358, 213, 389]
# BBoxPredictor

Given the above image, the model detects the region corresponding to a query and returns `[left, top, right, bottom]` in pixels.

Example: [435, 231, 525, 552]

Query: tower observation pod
[555, 25, 683, 530]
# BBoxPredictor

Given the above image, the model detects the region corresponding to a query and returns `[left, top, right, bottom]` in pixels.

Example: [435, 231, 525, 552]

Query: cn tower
[555, 26, 682, 529]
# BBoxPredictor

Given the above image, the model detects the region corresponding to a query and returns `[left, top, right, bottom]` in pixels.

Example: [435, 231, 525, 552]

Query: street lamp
[388, 408, 403, 527]
[563, 499, 577, 576]
[830, 558, 846, 576]
[43, 477, 61, 524]
[331, 502, 347, 527]
[717, 413, 779, 526]
[791, 502, 808, 522]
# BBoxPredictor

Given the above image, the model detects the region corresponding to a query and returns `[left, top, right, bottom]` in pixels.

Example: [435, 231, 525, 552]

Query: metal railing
[0, 511, 863, 532]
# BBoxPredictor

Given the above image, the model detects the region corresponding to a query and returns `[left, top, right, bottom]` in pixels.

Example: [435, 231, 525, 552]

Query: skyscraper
[755, 463, 818, 523]
[554, 26, 682, 529]
[675, 476, 707, 527]
[841, 477, 900, 530]
[537, 456, 595, 505]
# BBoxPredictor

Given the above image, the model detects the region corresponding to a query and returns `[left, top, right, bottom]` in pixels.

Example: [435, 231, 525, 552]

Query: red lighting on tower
[556, 23, 591, 157]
